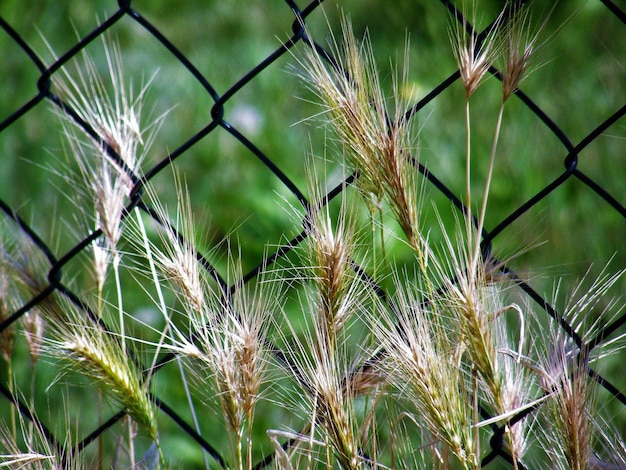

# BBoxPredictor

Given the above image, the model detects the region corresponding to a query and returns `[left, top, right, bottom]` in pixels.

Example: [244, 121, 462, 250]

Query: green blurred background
[1, 0, 624, 467]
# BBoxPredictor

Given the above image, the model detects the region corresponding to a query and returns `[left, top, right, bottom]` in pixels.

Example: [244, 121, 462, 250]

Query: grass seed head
[532, 267, 624, 469]
[449, 1, 503, 99]
[299, 16, 424, 256]
[51, 35, 165, 270]
[541, 337, 594, 469]
[373, 273, 478, 468]
[142, 175, 207, 316]
[501, 2, 552, 101]
[43, 297, 159, 446]
[304, 167, 363, 350]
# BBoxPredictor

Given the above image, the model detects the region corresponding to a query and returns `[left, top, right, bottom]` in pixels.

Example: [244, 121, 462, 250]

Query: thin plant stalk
[470, 102, 504, 282]
[133, 206, 208, 470]
[450, 5, 530, 465]
[0, 265, 16, 439]
[464, 99, 473, 250]
[5, 364, 15, 441]
[21, 310, 44, 448]
[111, 255, 125, 358]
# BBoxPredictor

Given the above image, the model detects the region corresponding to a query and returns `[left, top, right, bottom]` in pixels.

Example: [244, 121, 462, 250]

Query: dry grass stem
[50, 36, 165, 324]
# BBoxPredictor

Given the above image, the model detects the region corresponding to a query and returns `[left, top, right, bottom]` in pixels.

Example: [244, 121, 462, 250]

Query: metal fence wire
[1, 0, 625, 468]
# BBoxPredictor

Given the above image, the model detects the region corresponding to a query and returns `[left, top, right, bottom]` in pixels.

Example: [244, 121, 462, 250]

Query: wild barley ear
[269, 158, 383, 468]
[198, 260, 277, 469]
[279, 326, 364, 470]
[372, 268, 478, 469]
[1, 229, 51, 445]
[298, 15, 426, 264]
[41, 296, 161, 460]
[49, 34, 166, 289]
[138, 173, 208, 317]
[590, 415, 626, 469]
[53, 40, 134, 249]
[530, 267, 625, 469]
[449, 1, 503, 100]
[500, 2, 553, 102]
[138, 188, 277, 470]
[0, 392, 91, 469]
[0, 247, 19, 441]
[303, 158, 364, 352]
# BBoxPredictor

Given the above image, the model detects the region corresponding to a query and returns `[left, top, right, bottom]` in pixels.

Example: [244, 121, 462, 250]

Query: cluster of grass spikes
[1, 2, 625, 469]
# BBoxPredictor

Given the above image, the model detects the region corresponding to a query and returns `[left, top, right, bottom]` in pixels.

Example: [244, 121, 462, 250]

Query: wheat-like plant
[373, 270, 479, 469]
[297, 16, 428, 278]
[2, 3, 625, 469]
[530, 268, 625, 469]
[45, 35, 169, 468]
[128, 178, 280, 470]
[39, 294, 163, 465]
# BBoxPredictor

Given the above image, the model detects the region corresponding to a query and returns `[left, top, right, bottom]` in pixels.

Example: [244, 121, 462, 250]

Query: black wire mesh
[1, 0, 625, 468]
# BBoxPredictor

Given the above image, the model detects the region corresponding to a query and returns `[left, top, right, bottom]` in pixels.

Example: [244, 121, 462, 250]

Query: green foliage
[1, 1, 624, 468]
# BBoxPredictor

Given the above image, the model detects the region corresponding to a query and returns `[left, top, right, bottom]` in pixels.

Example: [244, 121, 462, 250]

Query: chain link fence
[1, 0, 625, 468]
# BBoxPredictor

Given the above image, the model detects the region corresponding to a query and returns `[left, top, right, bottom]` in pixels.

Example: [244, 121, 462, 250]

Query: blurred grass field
[1, 0, 625, 467]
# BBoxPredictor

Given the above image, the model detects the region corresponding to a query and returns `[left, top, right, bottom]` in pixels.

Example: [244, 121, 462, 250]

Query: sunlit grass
[1, 1, 624, 468]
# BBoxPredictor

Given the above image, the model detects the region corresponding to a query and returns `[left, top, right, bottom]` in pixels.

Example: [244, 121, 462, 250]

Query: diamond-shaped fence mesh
[1, 0, 625, 468]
